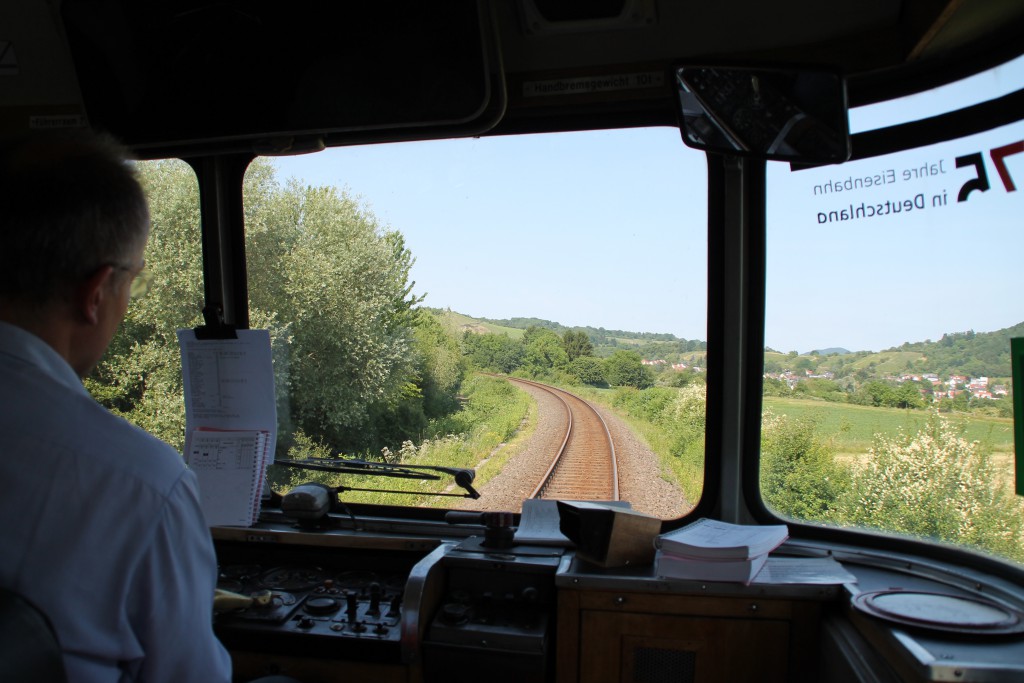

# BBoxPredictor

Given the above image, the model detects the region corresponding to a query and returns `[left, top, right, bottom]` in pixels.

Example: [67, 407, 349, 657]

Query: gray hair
[0, 131, 150, 306]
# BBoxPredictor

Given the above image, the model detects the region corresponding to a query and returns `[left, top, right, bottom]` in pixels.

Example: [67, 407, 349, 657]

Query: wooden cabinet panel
[578, 611, 790, 683]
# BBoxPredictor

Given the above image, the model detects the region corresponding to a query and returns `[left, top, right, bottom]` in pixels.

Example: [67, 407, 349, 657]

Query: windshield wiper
[275, 458, 481, 499]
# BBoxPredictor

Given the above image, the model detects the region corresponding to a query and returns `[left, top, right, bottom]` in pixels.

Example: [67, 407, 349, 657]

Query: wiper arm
[275, 458, 481, 499]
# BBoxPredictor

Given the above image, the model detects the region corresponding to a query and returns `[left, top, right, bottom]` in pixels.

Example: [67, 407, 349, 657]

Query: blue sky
[272, 58, 1024, 354]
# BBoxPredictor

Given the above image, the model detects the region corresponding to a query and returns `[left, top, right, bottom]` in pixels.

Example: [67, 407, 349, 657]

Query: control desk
[211, 520, 1024, 683]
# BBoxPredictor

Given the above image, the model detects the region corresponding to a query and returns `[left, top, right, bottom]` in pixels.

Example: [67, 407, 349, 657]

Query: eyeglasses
[128, 266, 154, 298]
[113, 262, 153, 299]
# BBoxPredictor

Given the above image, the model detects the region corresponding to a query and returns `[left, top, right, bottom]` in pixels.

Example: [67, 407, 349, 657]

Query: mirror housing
[676, 66, 851, 163]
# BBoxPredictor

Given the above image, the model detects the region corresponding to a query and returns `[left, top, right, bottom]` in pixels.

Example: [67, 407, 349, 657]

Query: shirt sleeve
[126, 469, 233, 682]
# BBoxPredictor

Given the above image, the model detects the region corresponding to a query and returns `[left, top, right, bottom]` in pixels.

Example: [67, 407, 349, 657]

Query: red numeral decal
[989, 140, 1024, 192]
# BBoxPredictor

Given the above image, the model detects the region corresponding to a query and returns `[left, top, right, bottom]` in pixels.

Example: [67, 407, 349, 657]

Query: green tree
[563, 330, 594, 361]
[853, 380, 896, 407]
[568, 356, 606, 386]
[762, 377, 790, 397]
[411, 309, 465, 418]
[90, 158, 445, 456]
[893, 381, 925, 410]
[603, 350, 653, 389]
[522, 327, 569, 376]
[243, 167, 424, 451]
[87, 159, 205, 449]
[463, 332, 524, 374]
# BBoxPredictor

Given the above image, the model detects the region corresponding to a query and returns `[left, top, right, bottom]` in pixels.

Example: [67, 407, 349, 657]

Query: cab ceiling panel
[37, 0, 1024, 152]
[499, 0, 899, 73]
[494, 0, 1024, 130]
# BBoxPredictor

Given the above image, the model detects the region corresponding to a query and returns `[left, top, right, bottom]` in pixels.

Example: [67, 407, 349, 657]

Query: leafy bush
[845, 412, 1024, 562]
[568, 356, 607, 386]
[760, 410, 851, 523]
[603, 350, 654, 389]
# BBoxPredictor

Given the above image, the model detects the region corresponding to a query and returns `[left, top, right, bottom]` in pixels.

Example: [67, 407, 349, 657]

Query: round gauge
[304, 596, 341, 615]
[852, 590, 1024, 635]
[258, 567, 328, 592]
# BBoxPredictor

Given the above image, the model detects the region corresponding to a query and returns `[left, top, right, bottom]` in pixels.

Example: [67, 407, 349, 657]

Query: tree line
[461, 325, 707, 391]
[89, 159, 466, 459]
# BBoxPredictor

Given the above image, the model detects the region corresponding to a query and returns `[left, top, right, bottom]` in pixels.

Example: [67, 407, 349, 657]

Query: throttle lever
[444, 510, 516, 548]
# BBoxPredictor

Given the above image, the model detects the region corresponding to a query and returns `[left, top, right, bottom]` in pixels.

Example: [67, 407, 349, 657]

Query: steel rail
[508, 378, 618, 501]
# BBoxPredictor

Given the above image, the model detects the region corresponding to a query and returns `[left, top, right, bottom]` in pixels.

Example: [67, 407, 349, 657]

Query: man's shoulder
[76, 401, 188, 485]
[0, 340, 189, 495]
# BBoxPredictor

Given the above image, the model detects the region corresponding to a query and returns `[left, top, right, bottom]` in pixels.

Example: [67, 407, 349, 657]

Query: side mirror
[676, 66, 851, 163]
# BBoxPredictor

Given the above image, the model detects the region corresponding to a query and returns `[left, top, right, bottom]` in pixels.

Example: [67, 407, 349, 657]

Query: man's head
[0, 131, 150, 376]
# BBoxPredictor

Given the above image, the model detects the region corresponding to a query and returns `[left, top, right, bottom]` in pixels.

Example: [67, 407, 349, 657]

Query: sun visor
[58, 0, 505, 157]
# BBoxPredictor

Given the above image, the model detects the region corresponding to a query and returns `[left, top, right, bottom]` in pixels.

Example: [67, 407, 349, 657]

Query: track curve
[505, 378, 619, 501]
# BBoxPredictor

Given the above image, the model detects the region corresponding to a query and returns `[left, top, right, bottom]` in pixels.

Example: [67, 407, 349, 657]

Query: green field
[763, 396, 1015, 456]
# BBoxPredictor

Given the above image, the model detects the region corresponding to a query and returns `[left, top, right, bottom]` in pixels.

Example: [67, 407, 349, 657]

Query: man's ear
[75, 265, 116, 325]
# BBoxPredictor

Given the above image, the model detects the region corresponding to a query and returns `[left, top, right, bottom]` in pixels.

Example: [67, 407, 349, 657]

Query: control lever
[445, 510, 516, 549]
[367, 582, 382, 616]
[345, 591, 359, 619]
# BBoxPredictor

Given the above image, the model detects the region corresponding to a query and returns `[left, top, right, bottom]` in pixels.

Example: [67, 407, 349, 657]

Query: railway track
[505, 378, 619, 502]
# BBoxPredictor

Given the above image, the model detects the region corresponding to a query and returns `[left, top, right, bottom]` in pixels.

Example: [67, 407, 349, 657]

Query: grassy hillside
[436, 310, 525, 340]
[437, 308, 1021, 387]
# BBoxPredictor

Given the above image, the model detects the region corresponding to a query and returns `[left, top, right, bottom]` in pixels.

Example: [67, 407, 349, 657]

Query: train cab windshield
[121, 127, 709, 519]
[8, 1, 1024, 681]
[107, 53, 1024, 567]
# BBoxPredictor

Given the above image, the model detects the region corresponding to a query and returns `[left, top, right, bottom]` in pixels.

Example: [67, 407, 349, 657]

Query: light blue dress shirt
[0, 321, 232, 682]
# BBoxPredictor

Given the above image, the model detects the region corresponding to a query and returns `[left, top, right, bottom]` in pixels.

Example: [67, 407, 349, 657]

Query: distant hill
[430, 308, 1023, 384]
[429, 309, 706, 362]
[883, 322, 1024, 379]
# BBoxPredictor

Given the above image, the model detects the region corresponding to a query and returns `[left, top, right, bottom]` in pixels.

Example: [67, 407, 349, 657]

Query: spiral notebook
[185, 428, 270, 526]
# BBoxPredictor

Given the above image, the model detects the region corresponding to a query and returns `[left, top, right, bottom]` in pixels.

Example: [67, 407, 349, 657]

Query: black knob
[305, 596, 340, 615]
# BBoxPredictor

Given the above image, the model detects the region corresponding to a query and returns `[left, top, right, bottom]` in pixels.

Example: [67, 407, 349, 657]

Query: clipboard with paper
[177, 328, 277, 526]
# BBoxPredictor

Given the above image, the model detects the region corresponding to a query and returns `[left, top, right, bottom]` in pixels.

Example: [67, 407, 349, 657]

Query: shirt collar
[0, 321, 89, 397]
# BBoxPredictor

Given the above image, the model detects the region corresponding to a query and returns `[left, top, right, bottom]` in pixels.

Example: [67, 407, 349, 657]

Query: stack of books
[655, 518, 789, 584]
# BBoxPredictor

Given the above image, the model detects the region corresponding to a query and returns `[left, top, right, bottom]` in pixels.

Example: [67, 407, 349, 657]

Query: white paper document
[655, 518, 789, 559]
[752, 557, 858, 585]
[177, 329, 277, 526]
[186, 429, 270, 526]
